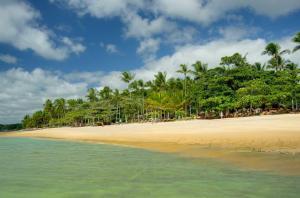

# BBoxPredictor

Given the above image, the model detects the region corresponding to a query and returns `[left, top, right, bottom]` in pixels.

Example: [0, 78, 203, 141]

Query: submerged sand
[2, 114, 300, 175]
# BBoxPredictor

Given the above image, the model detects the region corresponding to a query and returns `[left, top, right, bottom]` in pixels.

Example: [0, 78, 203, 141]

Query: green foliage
[22, 36, 300, 128]
[292, 32, 300, 52]
[0, 123, 22, 131]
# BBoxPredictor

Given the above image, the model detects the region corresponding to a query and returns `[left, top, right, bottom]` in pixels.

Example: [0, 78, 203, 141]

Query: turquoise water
[0, 138, 299, 198]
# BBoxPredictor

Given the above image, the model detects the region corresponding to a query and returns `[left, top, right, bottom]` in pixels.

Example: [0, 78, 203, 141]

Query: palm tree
[177, 64, 191, 96]
[154, 72, 167, 91]
[262, 42, 290, 71]
[99, 86, 112, 100]
[112, 89, 122, 123]
[43, 99, 53, 118]
[177, 64, 192, 116]
[152, 72, 168, 119]
[253, 62, 265, 71]
[138, 79, 146, 119]
[53, 98, 66, 119]
[292, 32, 300, 52]
[121, 71, 135, 98]
[121, 71, 135, 84]
[191, 61, 208, 80]
[86, 88, 98, 102]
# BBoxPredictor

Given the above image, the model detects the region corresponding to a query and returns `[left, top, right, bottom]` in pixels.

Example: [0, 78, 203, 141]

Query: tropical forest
[22, 32, 300, 128]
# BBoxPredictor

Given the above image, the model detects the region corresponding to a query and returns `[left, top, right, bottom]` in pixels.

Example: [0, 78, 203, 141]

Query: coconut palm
[154, 71, 167, 91]
[177, 64, 191, 95]
[121, 71, 135, 99]
[99, 86, 112, 100]
[53, 98, 66, 119]
[86, 88, 98, 102]
[292, 32, 300, 52]
[177, 64, 192, 115]
[121, 71, 135, 84]
[253, 62, 265, 71]
[262, 43, 290, 71]
[191, 61, 208, 80]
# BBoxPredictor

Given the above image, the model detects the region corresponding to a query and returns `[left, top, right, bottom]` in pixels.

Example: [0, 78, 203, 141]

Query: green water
[0, 138, 299, 198]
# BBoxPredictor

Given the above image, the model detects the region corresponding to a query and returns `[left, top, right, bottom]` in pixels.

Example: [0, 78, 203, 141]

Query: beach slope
[2, 114, 300, 174]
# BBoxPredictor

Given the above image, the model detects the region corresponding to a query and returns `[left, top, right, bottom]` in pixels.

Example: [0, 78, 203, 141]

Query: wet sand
[2, 114, 300, 175]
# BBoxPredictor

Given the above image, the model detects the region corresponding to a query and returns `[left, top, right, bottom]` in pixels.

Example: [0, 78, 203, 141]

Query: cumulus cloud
[54, 0, 300, 25]
[0, 0, 85, 60]
[51, 0, 143, 18]
[0, 68, 87, 124]
[100, 43, 119, 54]
[101, 35, 300, 87]
[62, 37, 86, 54]
[152, 0, 300, 25]
[64, 71, 105, 84]
[2, 35, 299, 123]
[218, 25, 260, 41]
[50, 0, 300, 60]
[123, 13, 173, 39]
[137, 38, 160, 61]
[0, 54, 17, 64]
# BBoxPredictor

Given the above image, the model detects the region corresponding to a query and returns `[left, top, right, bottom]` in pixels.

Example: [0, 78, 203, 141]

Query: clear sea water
[0, 137, 299, 198]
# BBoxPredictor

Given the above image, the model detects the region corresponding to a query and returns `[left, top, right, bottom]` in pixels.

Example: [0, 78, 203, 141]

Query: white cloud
[50, 0, 300, 61]
[124, 13, 174, 39]
[64, 71, 104, 84]
[53, 0, 300, 24]
[152, 0, 300, 25]
[0, 67, 88, 124]
[0, 0, 85, 60]
[51, 0, 144, 18]
[218, 25, 260, 40]
[100, 35, 300, 87]
[100, 42, 119, 54]
[62, 37, 86, 54]
[137, 38, 160, 61]
[0, 54, 17, 64]
[106, 44, 118, 53]
[2, 35, 299, 123]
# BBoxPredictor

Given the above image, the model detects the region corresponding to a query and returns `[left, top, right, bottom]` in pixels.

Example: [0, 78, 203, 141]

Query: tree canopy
[22, 32, 300, 128]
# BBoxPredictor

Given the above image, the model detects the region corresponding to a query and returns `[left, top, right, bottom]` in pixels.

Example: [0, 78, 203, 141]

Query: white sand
[3, 114, 300, 174]
[4, 114, 300, 153]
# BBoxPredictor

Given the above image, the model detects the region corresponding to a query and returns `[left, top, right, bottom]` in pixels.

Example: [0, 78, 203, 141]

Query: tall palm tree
[53, 98, 66, 119]
[121, 71, 135, 98]
[154, 72, 167, 91]
[112, 89, 122, 123]
[262, 42, 290, 71]
[191, 61, 208, 80]
[292, 32, 300, 52]
[138, 79, 146, 119]
[176, 64, 191, 96]
[121, 71, 135, 84]
[177, 64, 192, 116]
[43, 99, 53, 118]
[253, 62, 266, 71]
[86, 88, 98, 102]
[99, 86, 112, 100]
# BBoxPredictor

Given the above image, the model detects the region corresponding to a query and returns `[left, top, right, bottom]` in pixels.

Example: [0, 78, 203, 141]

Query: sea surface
[0, 137, 299, 198]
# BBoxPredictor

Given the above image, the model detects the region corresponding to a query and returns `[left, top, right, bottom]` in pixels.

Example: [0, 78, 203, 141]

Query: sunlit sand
[3, 114, 300, 174]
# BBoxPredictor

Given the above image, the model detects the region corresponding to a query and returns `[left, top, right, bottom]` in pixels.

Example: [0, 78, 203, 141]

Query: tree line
[22, 32, 300, 128]
[0, 124, 22, 132]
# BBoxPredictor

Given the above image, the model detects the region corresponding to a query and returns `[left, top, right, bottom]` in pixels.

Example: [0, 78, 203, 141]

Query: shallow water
[0, 138, 299, 197]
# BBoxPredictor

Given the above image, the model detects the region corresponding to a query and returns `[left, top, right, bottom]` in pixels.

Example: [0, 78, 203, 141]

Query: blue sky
[0, 0, 300, 123]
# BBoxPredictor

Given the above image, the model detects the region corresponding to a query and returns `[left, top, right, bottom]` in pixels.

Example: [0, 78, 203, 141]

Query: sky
[0, 0, 300, 124]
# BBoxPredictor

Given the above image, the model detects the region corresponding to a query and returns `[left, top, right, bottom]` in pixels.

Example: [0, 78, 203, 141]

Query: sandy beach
[2, 114, 300, 174]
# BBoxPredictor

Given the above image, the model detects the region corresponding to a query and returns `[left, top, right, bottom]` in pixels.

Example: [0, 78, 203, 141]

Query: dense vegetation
[22, 33, 300, 128]
[0, 124, 22, 132]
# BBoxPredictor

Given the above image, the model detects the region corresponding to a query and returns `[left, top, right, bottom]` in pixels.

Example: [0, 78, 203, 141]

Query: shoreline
[2, 114, 300, 175]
